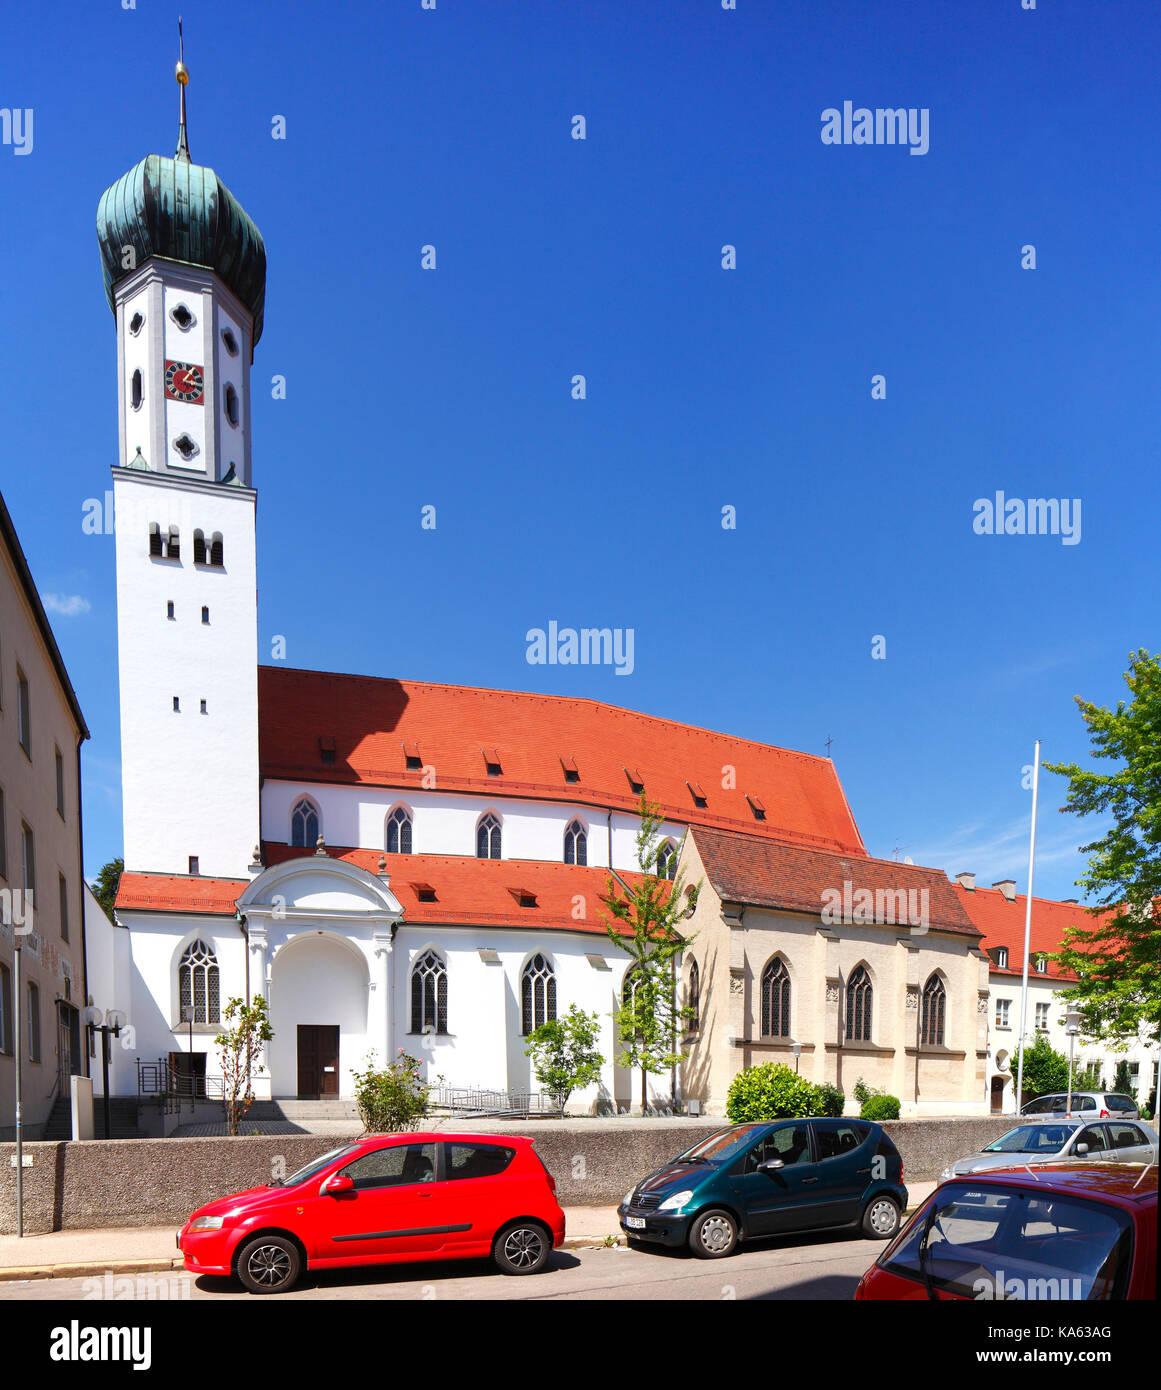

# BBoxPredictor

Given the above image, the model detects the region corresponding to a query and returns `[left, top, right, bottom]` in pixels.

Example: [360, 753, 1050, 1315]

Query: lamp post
[792, 1042, 801, 1075]
[13, 941, 23, 1238]
[90, 1010, 125, 1140]
[1064, 1007, 1082, 1118]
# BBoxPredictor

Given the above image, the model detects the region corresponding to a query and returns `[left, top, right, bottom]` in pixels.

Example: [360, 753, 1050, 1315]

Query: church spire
[174, 16, 190, 162]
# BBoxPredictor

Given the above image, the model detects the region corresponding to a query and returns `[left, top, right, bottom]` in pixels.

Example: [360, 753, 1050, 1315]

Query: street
[0, 1228, 878, 1301]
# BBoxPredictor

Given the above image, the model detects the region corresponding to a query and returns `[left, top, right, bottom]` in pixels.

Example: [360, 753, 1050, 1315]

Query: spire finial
[174, 16, 191, 162]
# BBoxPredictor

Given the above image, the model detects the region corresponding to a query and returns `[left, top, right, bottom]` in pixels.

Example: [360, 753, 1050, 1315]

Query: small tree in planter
[525, 1005, 605, 1113]
[351, 1051, 436, 1133]
[215, 995, 274, 1136]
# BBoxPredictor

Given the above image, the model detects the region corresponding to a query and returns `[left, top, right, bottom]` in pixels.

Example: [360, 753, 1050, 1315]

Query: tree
[1111, 1058, 1133, 1095]
[1043, 650, 1161, 1042]
[602, 795, 699, 1114]
[351, 1051, 435, 1133]
[524, 1005, 604, 1112]
[91, 858, 123, 921]
[215, 995, 274, 1135]
[1020, 1034, 1071, 1098]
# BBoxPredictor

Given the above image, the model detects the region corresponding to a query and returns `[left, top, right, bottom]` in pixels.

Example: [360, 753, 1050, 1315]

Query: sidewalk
[0, 1184, 935, 1281]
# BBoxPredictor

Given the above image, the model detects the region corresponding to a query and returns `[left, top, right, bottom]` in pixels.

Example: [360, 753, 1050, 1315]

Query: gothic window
[921, 973, 946, 1046]
[149, 523, 163, 557]
[521, 954, 556, 1035]
[846, 965, 873, 1043]
[761, 957, 791, 1038]
[386, 806, 413, 855]
[131, 369, 143, 410]
[179, 939, 220, 1024]
[563, 819, 587, 866]
[409, 949, 447, 1034]
[291, 798, 319, 849]
[225, 384, 239, 427]
[210, 532, 223, 566]
[476, 813, 501, 860]
[657, 840, 677, 880]
[687, 958, 701, 1032]
[193, 529, 207, 564]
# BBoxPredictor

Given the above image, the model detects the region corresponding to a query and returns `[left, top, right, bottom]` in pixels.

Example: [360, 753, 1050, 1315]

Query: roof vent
[624, 766, 645, 794]
[992, 880, 1017, 902]
[508, 887, 538, 908]
[561, 755, 580, 783]
[410, 881, 437, 903]
[402, 740, 422, 771]
[483, 747, 502, 776]
[955, 872, 976, 891]
[318, 734, 336, 765]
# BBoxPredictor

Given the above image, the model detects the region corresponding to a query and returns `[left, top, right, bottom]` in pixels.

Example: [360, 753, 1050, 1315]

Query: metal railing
[432, 1085, 563, 1119]
[137, 1058, 225, 1111]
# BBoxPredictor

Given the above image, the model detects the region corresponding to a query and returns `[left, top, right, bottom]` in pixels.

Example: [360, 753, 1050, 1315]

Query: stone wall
[0, 1115, 1016, 1234]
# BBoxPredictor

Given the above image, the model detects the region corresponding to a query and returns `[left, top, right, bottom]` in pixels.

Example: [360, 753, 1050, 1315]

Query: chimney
[955, 871, 976, 891]
[992, 879, 1017, 902]
[1061, 898, 1078, 904]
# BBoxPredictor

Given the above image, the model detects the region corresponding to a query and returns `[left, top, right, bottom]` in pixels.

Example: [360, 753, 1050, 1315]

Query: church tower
[98, 40, 265, 880]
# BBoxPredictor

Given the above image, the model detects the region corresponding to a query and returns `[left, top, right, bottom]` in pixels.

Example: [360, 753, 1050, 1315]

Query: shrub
[351, 1050, 435, 1133]
[812, 1083, 846, 1117]
[852, 1077, 873, 1105]
[726, 1063, 817, 1122]
[860, 1093, 901, 1121]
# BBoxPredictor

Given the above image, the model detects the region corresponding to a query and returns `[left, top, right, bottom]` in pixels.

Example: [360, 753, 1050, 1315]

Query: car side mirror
[757, 1158, 784, 1172]
[1075, 1143, 1089, 1155]
[321, 1172, 354, 1196]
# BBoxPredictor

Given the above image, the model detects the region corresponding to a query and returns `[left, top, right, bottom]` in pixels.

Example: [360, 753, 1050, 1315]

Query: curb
[0, 1257, 185, 1283]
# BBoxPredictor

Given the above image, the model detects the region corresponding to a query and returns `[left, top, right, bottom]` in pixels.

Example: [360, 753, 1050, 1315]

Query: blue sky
[1, 0, 1155, 899]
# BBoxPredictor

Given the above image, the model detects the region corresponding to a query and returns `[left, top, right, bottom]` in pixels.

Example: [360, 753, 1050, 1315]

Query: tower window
[167, 601, 175, 620]
[201, 606, 209, 624]
[130, 369, 143, 410]
[224, 384, 239, 427]
[173, 434, 198, 462]
[200, 699, 207, 714]
[149, 523, 163, 557]
[129, 311, 144, 335]
[210, 532, 223, 566]
[170, 303, 194, 330]
[166, 526, 180, 560]
[173, 697, 180, 712]
[193, 529, 206, 564]
[221, 328, 239, 356]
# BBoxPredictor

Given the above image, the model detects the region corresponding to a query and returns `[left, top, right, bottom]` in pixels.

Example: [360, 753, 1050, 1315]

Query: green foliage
[351, 1051, 436, 1133]
[726, 1064, 818, 1122]
[92, 858, 123, 922]
[214, 995, 274, 1136]
[1074, 1061, 1103, 1091]
[860, 1094, 901, 1121]
[813, 1083, 846, 1117]
[852, 1077, 873, 1105]
[603, 795, 701, 1112]
[1019, 1034, 1071, 1096]
[525, 1005, 605, 1111]
[1111, 1058, 1133, 1095]
[1043, 649, 1161, 1039]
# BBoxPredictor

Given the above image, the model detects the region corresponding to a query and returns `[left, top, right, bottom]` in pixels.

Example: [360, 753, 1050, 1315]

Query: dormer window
[411, 882, 437, 903]
[995, 947, 1009, 970]
[129, 311, 145, 335]
[224, 384, 239, 427]
[624, 766, 645, 794]
[170, 303, 194, 330]
[1034, 953, 1048, 974]
[509, 887, 538, 908]
[318, 735, 336, 766]
[482, 748, 502, 777]
[403, 740, 422, 771]
[221, 328, 239, 356]
[560, 755, 580, 784]
[687, 780, 708, 808]
[130, 369, 143, 410]
[746, 794, 766, 821]
[173, 434, 198, 462]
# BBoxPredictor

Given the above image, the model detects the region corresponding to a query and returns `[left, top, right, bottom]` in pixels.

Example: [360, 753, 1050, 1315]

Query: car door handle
[856, 1167, 872, 1175]
[802, 1177, 819, 1184]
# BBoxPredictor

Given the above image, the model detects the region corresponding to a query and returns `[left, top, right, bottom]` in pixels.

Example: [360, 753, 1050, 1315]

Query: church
[94, 63, 993, 1119]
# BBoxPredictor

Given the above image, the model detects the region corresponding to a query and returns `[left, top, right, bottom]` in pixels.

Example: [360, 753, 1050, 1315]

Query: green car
[618, 1118, 908, 1258]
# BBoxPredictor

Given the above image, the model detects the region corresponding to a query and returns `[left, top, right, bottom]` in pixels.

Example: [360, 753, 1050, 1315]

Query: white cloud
[43, 593, 91, 616]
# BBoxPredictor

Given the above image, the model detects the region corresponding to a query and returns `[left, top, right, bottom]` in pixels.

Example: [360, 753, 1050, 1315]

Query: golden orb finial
[174, 16, 191, 162]
[176, 61, 189, 87]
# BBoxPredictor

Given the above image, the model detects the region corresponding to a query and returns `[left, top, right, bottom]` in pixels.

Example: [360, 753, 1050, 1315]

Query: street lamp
[89, 1009, 126, 1139]
[1064, 1007, 1083, 1117]
[791, 1042, 801, 1075]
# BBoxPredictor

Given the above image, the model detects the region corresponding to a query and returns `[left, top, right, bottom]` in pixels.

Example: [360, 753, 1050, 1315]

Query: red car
[178, 1133, 566, 1293]
[854, 1161, 1157, 1301]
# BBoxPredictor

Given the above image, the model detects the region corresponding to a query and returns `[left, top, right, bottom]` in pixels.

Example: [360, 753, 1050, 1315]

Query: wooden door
[297, 1025, 340, 1098]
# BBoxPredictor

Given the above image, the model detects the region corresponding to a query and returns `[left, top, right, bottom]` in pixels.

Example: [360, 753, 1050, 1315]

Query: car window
[1106, 1095, 1136, 1111]
[1107, 1124, 1145, 1150]
[281, 1144, 360, 1187]
[744, 1124, 812, 1173]
[341, 1142, 436, 1190]
[681, 1124, 766, 1163]
[816, 1123, 868, 1160]
[1076, 1126, 1108, 1153]
[1074, 1096, 1096, 1111]
[1024, 1096, 1059, 1114]
[444, 1143, 515, 1180]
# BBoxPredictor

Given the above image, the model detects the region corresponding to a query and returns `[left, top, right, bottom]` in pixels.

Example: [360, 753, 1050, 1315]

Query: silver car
[1020, 1090, 1140, 1118]
[938, 1119, 1158, 1182]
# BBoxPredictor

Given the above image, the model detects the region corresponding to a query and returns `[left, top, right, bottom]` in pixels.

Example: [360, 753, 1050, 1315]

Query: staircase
[264, 1098, 360, 1124]
[41, 1095, 143, 1140]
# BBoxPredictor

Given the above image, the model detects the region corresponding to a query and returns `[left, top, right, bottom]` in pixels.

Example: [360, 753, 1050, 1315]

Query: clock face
[164, 360, 205, 404]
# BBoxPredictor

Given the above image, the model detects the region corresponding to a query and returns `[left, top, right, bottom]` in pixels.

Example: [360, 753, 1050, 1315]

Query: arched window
[657, 840, 677, 880]
[386, 806, 413, 855]
[563, 819, 587, 865]
[148, 522, 163, 557]
[166, 525, 180, 559]
[179, 939, 220, 1024]
[409, 949, 447, 1034]
[193, 529, 207, 564]
[687, 958, 700, 1032]
[210, 532, 223, 567]
[846, 965, 873, 1042]
[921, 974, 946, 1046]
[476, 812, 501, 860]
[131, 369, 143, 410]
[521, 954, 556, 1035]
[225, 383, 239, 427]
[291, 798, 319, 848]
[761, 957, 791, 1038]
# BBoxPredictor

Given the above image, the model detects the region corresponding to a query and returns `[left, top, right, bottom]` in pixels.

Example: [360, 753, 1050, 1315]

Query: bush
[726, 1063, 817, 1122]
[351, 1050, 435, 1133]
[852, 1077, 873, 1105]
[860, 1093, 901, 1121]
[812, 1083, 846, 1117]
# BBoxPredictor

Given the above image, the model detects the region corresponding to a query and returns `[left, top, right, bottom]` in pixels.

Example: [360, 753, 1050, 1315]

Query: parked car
[1020, 1091, 1139, 1118]
[178, 1133, 565, 1293]
[617, 1118, 907, 1258]
[939, 1119, 1158, 1181]
[855, 1162, 1158, 1301]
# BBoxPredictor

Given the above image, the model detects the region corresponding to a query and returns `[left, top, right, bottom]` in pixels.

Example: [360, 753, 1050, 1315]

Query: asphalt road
[0, 1229, 881, 1301]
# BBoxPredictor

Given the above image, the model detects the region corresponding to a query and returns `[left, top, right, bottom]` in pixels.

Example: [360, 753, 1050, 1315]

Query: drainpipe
[75, 737, 90, 1079]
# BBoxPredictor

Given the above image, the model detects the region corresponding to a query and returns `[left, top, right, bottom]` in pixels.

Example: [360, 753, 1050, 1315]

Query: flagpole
[1014, 739, 1041, 1114]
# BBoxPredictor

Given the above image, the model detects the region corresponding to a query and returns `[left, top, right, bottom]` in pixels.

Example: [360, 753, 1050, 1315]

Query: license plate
[626, 1216, 646, 1229]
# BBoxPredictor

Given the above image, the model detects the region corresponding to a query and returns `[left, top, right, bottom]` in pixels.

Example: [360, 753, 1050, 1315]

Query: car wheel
[236, 1235, 301, 1294]
[688, 1209, 738, 1259]
[492, 1220, 551, 1275]
[862, 1195, 900, 1239]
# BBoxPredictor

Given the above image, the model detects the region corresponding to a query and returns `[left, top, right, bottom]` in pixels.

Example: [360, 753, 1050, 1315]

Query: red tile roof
[257, 666, 867, 857]
[951, 884, 1112, 983]
[261, 843, 648, 937]
[691, 826, 980, 937]
[116, 872, 249, 915]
